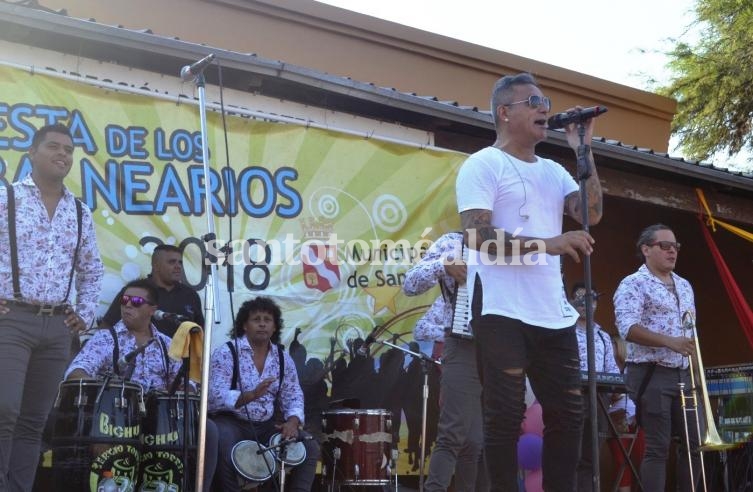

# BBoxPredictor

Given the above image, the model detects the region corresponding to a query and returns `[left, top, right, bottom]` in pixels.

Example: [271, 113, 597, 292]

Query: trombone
[679, 311, 736, 492]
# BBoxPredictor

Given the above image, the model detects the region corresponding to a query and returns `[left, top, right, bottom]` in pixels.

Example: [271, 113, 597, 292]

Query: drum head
[322, 408, 392, 417]
[269, 433, 306, 467]
[231, 440, 276, 482]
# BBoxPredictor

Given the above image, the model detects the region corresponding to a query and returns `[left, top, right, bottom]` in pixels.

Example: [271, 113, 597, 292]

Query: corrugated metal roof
[1, 0, 752, 188]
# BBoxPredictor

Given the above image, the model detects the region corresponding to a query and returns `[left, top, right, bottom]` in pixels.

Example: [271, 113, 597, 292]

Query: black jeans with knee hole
[474, 315, 583, 492]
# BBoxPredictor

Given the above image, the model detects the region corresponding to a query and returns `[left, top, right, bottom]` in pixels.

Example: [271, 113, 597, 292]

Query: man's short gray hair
[490, 73, 540, 129]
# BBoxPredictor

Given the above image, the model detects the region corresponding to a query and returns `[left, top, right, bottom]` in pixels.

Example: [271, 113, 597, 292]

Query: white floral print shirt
[403, 232, 463, 341]
[614, 264, 695, 369]
[575, 321, 620, 374]
[0, 176, 103, 325]
[208, 336, 305, 424]
[65, 322, 180, 393]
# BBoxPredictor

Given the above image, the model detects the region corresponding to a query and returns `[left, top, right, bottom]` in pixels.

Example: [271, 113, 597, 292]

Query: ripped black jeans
[474, 315, 583, 492]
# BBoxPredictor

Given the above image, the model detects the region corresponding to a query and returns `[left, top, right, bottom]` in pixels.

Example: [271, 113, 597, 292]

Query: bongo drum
[231, 440, 277, 490]
[268, 432, 307, 468]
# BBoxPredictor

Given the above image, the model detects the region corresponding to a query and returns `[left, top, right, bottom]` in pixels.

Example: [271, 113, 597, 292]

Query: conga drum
[321, 409, 393, 485]
[50, 378, 144, 492]
[138, 391, 199, 492]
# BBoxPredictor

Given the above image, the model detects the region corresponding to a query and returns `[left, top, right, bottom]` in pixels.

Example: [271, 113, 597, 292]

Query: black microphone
[117, 338, 155, 376]
[154, 310, 190, 322]
[547, 106, 608, 130]
[180, 53, 215, 82]
[357, 326, 381, 356]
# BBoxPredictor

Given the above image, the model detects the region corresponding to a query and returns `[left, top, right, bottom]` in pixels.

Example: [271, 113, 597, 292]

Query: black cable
[215, 58, 236, 323]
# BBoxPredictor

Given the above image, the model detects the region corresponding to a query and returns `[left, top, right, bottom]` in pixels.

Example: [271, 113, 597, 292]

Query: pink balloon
[524, 468, 543, 492]
[521, 402, 544, 436]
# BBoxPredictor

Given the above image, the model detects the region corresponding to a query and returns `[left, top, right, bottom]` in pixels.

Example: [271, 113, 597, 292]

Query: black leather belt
[4, 299, 69, 316]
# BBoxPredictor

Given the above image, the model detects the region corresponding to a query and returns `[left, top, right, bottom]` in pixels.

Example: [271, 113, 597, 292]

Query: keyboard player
[570, 282, 624, 491]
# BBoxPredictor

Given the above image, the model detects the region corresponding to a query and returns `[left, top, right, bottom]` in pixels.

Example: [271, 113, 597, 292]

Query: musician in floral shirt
[0, 124, 103, 490]
[614, 223, 699, 491]
[65, 279, 180, 391]
[403, 231, 487, 492]
[570, 281, 621, 490]
[208, 296, 318, 492]
[67, 277, 217, 492]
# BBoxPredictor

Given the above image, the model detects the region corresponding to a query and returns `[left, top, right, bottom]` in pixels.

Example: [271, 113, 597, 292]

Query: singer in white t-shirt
[456, 72, 603, 492]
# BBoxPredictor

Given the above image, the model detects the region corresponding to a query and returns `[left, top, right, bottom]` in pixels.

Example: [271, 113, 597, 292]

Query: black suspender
[6, 183, 83, 303]
[109, 325, 121, 377]
[228, 340, 240, 390]
[65, 198, 84, 303]
[7, 185, 21, 300]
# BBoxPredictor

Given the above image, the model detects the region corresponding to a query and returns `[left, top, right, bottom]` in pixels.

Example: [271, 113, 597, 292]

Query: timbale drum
[320, 409, 393, 485]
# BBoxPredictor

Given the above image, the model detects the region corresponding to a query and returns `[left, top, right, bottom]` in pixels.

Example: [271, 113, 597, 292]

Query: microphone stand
[278, 442, 288, 492]
[184, 60, 222, 492]
[257, 439, 294, 491]
[182, 341, 191, 491]
[379, 339, 441, 492]
[575, 122, 600, 492]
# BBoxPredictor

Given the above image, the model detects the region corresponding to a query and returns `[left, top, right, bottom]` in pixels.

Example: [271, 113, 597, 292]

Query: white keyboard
[449, 247, 472, 339]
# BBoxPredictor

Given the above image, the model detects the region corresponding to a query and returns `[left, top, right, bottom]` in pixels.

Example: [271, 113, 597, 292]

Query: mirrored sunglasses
[573, 291, 600, 307]
[504, 95, 552, 111]
[648, 241, 681, 252]
[120, 295, 154, 308]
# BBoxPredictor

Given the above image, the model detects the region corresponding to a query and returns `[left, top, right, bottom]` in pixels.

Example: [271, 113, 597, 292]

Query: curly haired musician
[208, 296, 319, 492]
[614, 223, 700, 491]
[403, 231, 487, 492]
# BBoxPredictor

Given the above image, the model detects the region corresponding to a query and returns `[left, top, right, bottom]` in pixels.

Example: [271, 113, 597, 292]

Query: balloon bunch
[518, 397, 544, 492]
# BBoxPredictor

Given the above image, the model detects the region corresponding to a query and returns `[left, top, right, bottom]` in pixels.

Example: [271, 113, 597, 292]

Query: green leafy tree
[659, 0, 753, 166]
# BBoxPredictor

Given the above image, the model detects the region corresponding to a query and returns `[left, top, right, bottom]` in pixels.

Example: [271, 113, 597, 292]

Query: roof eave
[0, 2, 751, 192]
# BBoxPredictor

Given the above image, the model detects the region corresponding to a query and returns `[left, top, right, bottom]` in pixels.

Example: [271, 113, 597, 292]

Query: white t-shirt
[456, 146, 579, 329]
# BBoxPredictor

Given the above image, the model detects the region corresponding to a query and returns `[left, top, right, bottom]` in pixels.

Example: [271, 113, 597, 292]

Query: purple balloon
[517, 432, 543, 471]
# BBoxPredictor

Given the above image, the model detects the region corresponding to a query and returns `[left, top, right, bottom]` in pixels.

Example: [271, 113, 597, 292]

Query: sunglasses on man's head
[120, 295, 154, 308]
[503, 95, 552, 111]
[648, 241, 681, 252]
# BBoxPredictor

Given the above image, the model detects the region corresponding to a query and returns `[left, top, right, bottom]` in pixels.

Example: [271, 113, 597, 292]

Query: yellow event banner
[0, 66, 466, 357]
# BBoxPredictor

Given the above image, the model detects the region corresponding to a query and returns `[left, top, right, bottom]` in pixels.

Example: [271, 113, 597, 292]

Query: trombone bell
[682, 311, 736, 452]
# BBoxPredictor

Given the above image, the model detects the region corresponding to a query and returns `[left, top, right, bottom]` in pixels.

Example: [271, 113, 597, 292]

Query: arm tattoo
[460, 209, 539, 257]
[566, 152, 603, 225]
